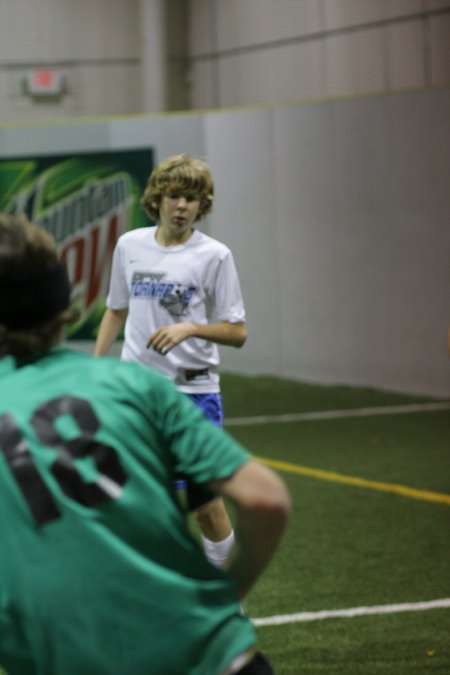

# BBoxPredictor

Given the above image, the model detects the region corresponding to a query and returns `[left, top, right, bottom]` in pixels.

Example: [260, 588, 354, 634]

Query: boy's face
[158, 189, 201, 239]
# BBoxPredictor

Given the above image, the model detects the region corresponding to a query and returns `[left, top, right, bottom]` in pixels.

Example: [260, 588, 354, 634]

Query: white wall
[206, 88, 450, 397]
[0, 0, 449, 121]
[1, 88, 449, 397]
[189, 0, 450, 109]
[0, 0, 144, 121]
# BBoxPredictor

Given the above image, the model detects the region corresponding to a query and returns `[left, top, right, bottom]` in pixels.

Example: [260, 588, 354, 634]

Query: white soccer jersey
[106, 226, 246, 393]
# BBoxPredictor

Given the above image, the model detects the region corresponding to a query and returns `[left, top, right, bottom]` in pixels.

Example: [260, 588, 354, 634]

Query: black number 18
[0, 395, 127, 526]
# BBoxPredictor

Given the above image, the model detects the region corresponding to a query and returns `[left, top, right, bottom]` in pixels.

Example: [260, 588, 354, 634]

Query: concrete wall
[0, 0, 449, 121]
[0, 0, 144, 121]
[1, 87, 449, 397]
[188, 0, 450, 108]
[206, 88, 450, 397]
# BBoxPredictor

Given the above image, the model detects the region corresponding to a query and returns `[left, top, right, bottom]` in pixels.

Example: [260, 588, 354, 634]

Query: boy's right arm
[95, 307, 128, 355]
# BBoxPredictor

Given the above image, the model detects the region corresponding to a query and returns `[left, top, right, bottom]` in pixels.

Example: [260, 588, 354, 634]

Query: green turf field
[1, 374, 448, 675]
[220, 374, 450, 674]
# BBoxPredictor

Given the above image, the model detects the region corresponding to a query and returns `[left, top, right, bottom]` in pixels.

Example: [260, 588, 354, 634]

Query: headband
[0, 262, 72, 329]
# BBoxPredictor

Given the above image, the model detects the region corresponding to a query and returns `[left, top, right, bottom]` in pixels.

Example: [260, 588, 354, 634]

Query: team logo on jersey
[131, 271, 196, 317]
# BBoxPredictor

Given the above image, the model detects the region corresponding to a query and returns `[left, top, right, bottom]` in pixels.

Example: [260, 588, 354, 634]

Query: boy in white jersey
[95, 154, 247, 566]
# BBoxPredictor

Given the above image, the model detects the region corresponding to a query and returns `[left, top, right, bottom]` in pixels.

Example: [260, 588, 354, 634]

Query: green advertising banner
[0, 149, 154, 339]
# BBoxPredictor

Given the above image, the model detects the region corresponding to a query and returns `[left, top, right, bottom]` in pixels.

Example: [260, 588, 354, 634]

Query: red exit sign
[26, 69, 64, 96]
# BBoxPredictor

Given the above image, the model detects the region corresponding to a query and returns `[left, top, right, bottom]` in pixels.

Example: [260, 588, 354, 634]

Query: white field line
[225, 402, 450, 427]
[252, 598, 450, 627]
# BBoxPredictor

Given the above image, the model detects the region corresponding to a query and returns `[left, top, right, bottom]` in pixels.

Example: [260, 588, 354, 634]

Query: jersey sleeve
[152, 371, 250, 484]
[212, 250, 246, 324]
[106, 236, 130, 309]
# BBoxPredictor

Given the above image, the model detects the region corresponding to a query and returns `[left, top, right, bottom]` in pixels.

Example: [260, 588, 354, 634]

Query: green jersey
[0, 348, 255, 675]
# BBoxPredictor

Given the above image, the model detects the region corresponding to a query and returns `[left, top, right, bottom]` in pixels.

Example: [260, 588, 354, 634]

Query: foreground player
[95, 154, 247, 567]
[0, 213, 290, 674]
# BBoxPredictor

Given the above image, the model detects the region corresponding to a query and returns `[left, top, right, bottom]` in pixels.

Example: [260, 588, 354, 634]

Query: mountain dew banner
[0, 149, 154, 339]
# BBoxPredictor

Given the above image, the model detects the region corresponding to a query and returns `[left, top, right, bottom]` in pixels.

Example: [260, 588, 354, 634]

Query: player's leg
[195, 497, 235, 566]
[186, 393, 236, 567]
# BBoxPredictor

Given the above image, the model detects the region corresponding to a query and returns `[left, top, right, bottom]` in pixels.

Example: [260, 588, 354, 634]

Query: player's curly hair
[0, 213, 79, 358]
[141, 154, 214, 222]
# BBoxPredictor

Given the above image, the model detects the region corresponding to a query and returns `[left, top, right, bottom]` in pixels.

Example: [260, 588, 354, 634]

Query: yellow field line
[257, 457, 450, 506]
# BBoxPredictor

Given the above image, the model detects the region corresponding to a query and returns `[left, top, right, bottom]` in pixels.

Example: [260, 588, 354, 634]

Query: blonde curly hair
[141, 154, 214, 223]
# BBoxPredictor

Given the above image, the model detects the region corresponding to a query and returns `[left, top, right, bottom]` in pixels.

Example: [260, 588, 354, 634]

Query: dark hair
[0, 213, 79, 358]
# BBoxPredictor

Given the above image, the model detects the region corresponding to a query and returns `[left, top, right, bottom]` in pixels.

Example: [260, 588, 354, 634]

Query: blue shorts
[175, 393, 224, 503]
[187, 392, 224, 427]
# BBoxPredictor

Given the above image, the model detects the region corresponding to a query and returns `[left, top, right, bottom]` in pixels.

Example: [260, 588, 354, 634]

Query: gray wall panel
[1, 88, 448, 396]
[204, 107, 283, 376]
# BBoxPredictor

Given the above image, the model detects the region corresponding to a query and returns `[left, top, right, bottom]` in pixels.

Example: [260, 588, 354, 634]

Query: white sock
[202, 531, 245, 614]
[201, 531, 235, 568]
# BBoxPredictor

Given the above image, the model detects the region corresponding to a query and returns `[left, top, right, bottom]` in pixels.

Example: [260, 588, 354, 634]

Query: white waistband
[220, 647, 256, 675]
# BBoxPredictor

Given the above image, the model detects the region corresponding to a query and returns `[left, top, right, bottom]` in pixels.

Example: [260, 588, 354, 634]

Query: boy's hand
[147, 323, 195, 354]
